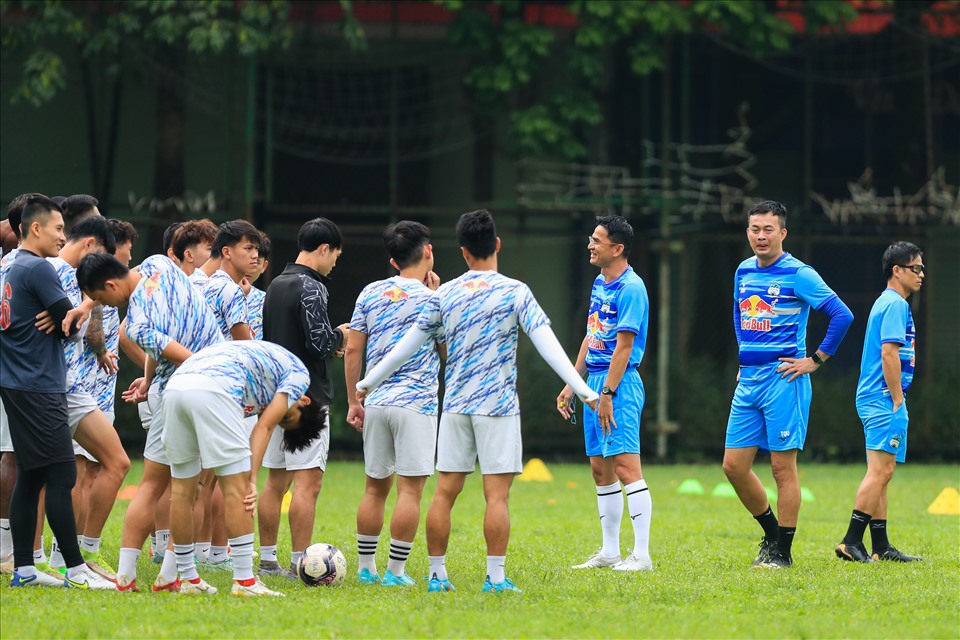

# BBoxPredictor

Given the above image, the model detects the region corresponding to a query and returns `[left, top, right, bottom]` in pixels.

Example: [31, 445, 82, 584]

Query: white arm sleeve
[528, 324, 598, 403]
[356, 325, 430, 393]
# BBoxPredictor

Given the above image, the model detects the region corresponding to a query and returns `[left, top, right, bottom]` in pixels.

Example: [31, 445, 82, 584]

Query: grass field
[0, 461, 957, 639]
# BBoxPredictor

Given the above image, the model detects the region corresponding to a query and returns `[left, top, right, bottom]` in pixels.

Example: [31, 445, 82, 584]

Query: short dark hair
[108, 219, 138, 247]
[384, 221, 430, 269]
[456, 209, 497, 259]
[20, 194, 62, 233]
[257, 230, 272, 261]
[7, 192, 46, 239]
[212, 219, 259, 258]
[281, 393, 328, 454]
[298, 218, 342, 253]
[69, 215, 116, 254]
[162, 222, 184, 253]
[77, 252, 130, 293]
[50, 196, 67, 207]
[61, 194, 100, 231]
[171, 219, 218, 260]
[882, 241, 923, 280]
[596, 215, 634, 255]
[747, 200, 787, 229]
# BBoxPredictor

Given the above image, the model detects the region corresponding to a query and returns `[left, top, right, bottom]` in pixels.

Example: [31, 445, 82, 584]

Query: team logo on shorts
[779, 430, 790, 441]
[889, 435, 901, 448]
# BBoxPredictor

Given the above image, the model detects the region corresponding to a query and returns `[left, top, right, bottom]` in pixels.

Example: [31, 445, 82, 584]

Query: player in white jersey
[346, 221, 442, 587]
[162, 341, 325, 597]
[246, 231, 270, 340]
[44, 216, 130, 581]
[357, 210, 598, 593]
[77, 251, 223, 592]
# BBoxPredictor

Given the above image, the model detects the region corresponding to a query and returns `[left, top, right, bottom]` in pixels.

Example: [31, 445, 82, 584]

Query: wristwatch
[601, 386, 617, 397]
[810, 352, 824, 366]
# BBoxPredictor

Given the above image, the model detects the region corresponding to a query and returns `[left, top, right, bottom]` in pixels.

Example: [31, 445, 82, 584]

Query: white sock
[357, 534, 379, 573]
[596, 481, 623, 558]
[118, 548, 140, 582]
[386, 539, 413, 577]
[174, 543, 198, 581]
[229, 534, 255, 581]
[0, 518, 12, 559]
[260, 545, 278, 563]
[159, 549, 178, 582]
[156, 529, 170, 552]
[195, 541, 211, 563]
[49, 538, 65, 568]
[290, 550, 304, 569]
[33, 547, 47, 564]
[66, 563, 87, 579]
[17, 565, 37, 577]
[80, 536, 100, 554]
[209, 545, 228, 563]
[486, 555, 506, 584]
[428, 555, 447, 581]
[624, 479, 652, 558]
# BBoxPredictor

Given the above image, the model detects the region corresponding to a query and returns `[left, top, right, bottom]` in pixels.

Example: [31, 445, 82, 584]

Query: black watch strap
[811, 352, 824, 366]
[601, 385, 617, 397]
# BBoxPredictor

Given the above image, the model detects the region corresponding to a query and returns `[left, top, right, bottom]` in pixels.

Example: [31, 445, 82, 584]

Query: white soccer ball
[297, 543, 347, 587]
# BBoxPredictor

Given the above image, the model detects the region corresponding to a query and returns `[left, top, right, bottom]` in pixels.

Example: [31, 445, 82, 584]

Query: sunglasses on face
[897, 264, 925, 275]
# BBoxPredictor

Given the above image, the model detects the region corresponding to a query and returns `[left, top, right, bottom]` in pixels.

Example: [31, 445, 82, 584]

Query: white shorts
[436, 413, 522, 475]
[137, 381, 162, 430]
[363, 405, 437, 479]
[0, 397, 12, 453]
[263, 407, 330, 472]
[67, 392, 99, 436]
[244, 415, 257, 437]
[143, 395, 168, 466]
[162, 375, 251, 475]
[73, 441, 99, 463]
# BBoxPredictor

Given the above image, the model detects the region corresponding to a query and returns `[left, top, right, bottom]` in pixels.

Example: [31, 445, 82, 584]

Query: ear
[389, 258, 399, 272]
[495, 237, 501, 253]
[423, 244, 433, 260]
[297, 395, 312, 407]
[261, 259, 269, 272]
[221, 244, 232, 260]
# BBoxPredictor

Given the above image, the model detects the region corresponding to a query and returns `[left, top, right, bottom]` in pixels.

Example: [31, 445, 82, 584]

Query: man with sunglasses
[557, 215, 654, 573]
[835, 242, 924, 564]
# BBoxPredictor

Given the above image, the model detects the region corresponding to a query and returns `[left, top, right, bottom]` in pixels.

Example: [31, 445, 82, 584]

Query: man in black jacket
[257, 217, 349, 578]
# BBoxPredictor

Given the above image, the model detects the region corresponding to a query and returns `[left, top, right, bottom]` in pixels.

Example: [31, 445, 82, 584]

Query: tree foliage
[439, 0, 859, 159]
[0, 0, 294, 106]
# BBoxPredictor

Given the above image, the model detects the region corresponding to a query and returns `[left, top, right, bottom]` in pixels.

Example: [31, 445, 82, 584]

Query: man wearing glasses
[835, 242, 924, 564]
[723, 200, 853, 569]
[556, 215, 654, 573]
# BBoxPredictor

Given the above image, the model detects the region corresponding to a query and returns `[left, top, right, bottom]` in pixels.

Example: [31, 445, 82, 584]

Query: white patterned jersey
[200, 270, 249, 339]
[48, 257, 98, 395]
[188, 269, 209, 289]
[350, 276, 440, 415]
[126, 255, 223, 393]
[0, 247, 18, 280]
[172, 341, 309, 416]
[93, 304, 120, 413]
[416, 270, 549, 416]
[247, 286, 265, 340]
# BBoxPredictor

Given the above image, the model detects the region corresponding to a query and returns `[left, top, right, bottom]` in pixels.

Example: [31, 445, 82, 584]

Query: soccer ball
[297, 543, 347, 587]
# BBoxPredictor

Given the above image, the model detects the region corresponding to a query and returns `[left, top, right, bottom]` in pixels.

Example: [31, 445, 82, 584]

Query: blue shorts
[858, 397, 908, 463]
[583, 369, 643, 458]
[725, 364, 811, 452]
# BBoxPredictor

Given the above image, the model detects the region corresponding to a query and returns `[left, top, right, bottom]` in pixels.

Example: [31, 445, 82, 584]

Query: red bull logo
[461, 280, 491, 291]
[143, 272, 162, 298]
[382, 287, 409, 302]
[739, 294, 775, 332]
[243, 405, 256, 417]
[586, 312, 605, 335]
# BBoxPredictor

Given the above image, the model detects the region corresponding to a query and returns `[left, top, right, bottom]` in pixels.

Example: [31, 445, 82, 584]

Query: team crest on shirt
[381, 287, 409, 303]
[767, 283, 781, 296]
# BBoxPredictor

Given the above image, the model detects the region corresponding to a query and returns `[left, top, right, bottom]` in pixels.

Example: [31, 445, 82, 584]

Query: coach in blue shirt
[722, 200, 853, 569]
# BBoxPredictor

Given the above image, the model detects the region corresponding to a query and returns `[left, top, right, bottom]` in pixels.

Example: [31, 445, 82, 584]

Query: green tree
[439, 0, 858, 160]
[1, 0, 293, 209]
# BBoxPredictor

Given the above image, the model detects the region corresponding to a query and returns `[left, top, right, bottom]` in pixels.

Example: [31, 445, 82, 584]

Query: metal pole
[656, 37, 673, 460]
[265, 67, 274, 206]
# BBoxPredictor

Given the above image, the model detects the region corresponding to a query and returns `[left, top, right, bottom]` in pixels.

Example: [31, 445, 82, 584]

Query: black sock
[841, 510, 872, 545]
[869, 519, 889, 552]
[776, 526, 796, 555]
[753, 506, 779, 541]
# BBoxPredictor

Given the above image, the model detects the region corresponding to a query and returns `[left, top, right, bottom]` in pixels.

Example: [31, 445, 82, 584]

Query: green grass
[1, 462, 958, 639]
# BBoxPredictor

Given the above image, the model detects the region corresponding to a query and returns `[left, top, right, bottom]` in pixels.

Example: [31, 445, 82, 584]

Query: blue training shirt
[856, 288, 915, 404]
[584, 266, 649, 374]
[733, 253, 838, 367]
